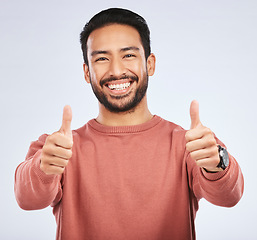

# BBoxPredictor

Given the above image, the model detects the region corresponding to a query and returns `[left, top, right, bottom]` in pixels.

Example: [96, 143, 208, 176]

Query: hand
[40, 105, 73, 175]
[185, 100, 222, 172]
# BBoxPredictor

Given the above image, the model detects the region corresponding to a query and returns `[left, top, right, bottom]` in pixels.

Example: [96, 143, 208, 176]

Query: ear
[83, 63, 91, 83]
[146, 53, 156, 76]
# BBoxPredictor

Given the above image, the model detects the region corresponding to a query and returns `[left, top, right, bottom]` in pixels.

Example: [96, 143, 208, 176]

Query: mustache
[100, 75, 138, 87]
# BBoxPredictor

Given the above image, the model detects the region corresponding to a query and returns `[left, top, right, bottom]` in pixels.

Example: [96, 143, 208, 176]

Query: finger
[50, 132, 73, 149]
[41, 164, 65, 175]
[186, 134, 217, 152]
[185, 128, 204, 142]
[189, 147, 217, 161]
[60, 105, 72, 137]
[190, 100, 201, 129]
[195, 158, 222, 171]
[43, 144, 72, 159]
[52, 147, 72, 160]
[49, 157, 69, 168]
[186, 139, 205, 152]
[185, 126, 213, 142]
[42, 155, 69, 168]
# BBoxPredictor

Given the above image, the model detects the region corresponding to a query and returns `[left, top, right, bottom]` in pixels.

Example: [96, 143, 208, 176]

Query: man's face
[84, 24, 155, 113]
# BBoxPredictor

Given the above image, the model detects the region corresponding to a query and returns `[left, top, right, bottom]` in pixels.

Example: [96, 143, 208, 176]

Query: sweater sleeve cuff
[31, 150, 59, 184]
[201, 163, 230, 181]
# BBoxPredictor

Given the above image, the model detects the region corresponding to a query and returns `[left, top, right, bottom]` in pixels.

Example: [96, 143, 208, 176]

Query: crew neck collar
[88, 115, 162, 134]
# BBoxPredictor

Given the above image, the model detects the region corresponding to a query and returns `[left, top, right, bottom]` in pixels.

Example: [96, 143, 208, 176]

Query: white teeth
[108, 82, 131, 90]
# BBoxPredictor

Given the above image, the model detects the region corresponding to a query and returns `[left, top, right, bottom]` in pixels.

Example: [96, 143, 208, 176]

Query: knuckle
[40, 150, 45, 159]
[185, 142, 191, 152]
[186, 142, 196, 153]
[206, 137, 216, 147]
[195, 160, 202, 168]
[207, 127, 212, 133]
[63, 160, 69, 167]
[68, 140, 74, 149]
[185, 131, 192, 142]
[50, 165, 64, 175]
[213, 155, 220, 165]
[207, 158, 218, 169]
[42, 144, 48, 152]
[40, 162, 48, 174]
[40, 152, 49, 164]
[42, 144, 54, 155]
[46, 133, 55, 143]
[47, 132, 61, 144]
[55, 166, 65, 175]
[66, 149, 73, 159]
[40, 160, 64, 175]
[53, 167, 62, 175]
[40, 162, 45, 170]
[40, 158, 46, 167]
[185, 132, 189, 141]
[211, 146, 219, 156]
[204, 127, 212, 135]
[190, 151, 197, 160]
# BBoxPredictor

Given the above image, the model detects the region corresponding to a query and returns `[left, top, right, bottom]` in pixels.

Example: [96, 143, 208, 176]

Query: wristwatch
[217, 145, 229, 170]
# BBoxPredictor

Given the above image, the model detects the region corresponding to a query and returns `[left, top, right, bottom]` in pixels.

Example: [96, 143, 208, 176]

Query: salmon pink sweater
[15, 116, 244, 240]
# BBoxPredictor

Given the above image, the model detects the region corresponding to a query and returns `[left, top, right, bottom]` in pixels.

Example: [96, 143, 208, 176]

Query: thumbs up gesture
[40, 106, 73, 175]
[185, 100, 222, 172]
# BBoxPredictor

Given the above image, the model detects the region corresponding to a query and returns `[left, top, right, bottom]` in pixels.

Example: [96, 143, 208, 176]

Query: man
[15, 8, 244, 240]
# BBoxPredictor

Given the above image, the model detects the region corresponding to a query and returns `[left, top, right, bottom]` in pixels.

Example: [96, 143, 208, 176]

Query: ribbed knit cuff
[201, 163, 230, 181]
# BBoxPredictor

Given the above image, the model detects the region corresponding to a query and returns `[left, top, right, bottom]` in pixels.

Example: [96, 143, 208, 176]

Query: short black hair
[80, 8, 151, 65]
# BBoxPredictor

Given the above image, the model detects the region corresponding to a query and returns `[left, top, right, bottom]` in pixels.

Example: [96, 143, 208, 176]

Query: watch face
[222, 148, 229, 167]
[218, 145, 230, 169]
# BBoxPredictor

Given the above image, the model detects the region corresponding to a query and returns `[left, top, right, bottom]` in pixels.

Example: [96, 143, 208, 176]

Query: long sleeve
[187, 138, 244, 207]
[14, 134, 62, 210]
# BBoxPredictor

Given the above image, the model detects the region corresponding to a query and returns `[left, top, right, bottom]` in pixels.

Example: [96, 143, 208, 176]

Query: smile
[108, 82, 131, 91]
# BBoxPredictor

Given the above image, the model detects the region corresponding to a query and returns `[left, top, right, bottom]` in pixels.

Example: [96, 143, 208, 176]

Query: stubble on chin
[90, 73, 149, 113]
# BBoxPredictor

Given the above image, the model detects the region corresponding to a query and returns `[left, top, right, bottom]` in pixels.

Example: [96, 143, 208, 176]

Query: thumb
[190, 100, 201, 129]
[60, 105, 72, 137]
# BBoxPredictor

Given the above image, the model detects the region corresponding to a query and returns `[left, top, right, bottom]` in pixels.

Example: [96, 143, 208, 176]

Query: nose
[109, 57, 126, 77]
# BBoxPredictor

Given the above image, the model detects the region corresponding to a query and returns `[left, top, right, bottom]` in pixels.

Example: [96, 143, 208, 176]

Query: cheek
[127, 60, 146, 77]
[89, 65, 105, 83]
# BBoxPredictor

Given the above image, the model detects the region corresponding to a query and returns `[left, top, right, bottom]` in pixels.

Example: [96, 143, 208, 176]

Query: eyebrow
[120, 46, 140, 52]
[91, 50, 109, 57]
[90, 46, 140, 57]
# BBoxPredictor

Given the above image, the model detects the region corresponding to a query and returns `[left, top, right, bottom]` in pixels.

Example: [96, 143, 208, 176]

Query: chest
[65, 133, 188, 201]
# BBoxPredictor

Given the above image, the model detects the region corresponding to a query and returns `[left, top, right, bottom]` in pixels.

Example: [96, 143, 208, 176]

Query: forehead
[87, 24, 143, 52]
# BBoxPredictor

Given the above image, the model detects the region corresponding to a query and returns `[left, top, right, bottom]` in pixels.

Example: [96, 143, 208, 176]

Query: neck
[96, 96, 153, 126]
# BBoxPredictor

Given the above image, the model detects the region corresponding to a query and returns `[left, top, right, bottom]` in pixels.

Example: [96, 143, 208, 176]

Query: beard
[89, 73, 149, 113]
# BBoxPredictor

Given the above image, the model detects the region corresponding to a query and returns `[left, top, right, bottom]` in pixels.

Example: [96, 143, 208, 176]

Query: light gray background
[1, 0, 256, 239]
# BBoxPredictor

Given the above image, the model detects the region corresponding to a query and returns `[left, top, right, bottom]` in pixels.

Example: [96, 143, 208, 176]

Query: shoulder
[159, 116, 186, 134]
[71, 119, 95, 143]
[153, 116, 187, 147]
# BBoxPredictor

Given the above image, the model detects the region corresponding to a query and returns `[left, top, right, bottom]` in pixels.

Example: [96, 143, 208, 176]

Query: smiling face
[83, 24, 155, 113]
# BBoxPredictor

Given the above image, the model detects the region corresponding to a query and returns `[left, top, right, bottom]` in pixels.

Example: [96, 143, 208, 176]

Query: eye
[95, 57, 108, 62]
[124, 54, 136, 59]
